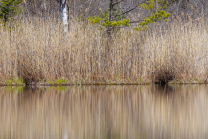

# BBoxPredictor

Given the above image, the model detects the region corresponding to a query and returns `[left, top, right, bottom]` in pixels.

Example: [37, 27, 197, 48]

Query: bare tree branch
[56, 0, 62, 7]
[115, 26, 127, 29]
[64, 0, 67, 5]
[56, 0, 60, 4]
[112, 0, 146, 19]
[113, 0, 124, 6]
[129, 20, 143, 24]
[57, 0, 67, 5]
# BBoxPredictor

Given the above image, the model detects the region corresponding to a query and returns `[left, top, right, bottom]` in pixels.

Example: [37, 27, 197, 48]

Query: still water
[0, 85, 208, 139]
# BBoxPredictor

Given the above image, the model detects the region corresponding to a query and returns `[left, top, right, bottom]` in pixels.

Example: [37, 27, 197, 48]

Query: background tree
[20, 0, 207, 23]
[0, 0, 23, 26]
[88, 0, 170, 31]
[87, 0, 170, 60]
[56, 0, 68, 32]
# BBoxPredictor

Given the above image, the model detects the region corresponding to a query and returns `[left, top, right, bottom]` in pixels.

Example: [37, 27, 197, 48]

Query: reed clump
[0, 17, 208, 85]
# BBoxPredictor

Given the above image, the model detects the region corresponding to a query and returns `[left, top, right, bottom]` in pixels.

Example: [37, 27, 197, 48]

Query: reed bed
[0, 17, 208, 84]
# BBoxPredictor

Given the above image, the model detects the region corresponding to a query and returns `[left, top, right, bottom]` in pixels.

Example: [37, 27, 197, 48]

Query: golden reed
[0, 17, 208, 84]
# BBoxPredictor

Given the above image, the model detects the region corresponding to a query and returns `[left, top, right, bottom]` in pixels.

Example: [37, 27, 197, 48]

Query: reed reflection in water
[0, 85, 208, 139]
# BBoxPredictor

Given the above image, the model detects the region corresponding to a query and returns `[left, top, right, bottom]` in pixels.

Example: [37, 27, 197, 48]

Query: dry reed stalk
[0, 17, 208, 84]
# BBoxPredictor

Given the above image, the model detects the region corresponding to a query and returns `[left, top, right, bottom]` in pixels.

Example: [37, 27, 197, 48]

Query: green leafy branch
[134, 0, 170, 31]
[87, 1, 130, 29]
[88, 16, 130, 27]
[87, 0, 170, 31]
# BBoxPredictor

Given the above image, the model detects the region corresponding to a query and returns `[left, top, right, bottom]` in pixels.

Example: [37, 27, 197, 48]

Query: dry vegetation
[0, 17, 208, 85]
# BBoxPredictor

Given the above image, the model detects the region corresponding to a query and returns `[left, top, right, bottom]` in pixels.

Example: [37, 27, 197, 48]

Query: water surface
[0, 85, 208, 139]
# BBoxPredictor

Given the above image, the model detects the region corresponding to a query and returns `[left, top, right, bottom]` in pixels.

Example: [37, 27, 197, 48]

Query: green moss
[15, 78, 25, 85]
[4, 79, 14, 85]
[4, 78, 25, 86]
[198, 80, 204, 84]
[56, 78, 67, 84]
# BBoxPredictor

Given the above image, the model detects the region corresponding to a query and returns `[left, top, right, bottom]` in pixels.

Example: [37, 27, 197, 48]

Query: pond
[0, 85, 208, 139]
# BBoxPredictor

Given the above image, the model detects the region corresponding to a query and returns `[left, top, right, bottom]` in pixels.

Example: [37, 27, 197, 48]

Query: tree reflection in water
[0, 85, 208, 139]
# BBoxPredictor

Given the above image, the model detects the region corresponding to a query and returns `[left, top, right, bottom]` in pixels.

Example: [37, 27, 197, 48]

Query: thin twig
[112, 0, 145, 19]
[113, 0, 124, 6]
[129, 20, 143, 24]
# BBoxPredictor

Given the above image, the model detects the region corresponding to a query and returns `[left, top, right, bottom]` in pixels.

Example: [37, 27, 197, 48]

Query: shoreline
[0, 80, 207, 86]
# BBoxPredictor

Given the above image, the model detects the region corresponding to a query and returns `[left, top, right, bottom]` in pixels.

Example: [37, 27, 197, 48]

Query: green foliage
[134, 0, 170, 31]
[87, 16, 101, 25]
[102, 19, 130, 27]
[15, 78, 25, 85]
[56, 78, 67, 84]
[4, 78, 25, 85]
[46, 78, 68, 84]
[87, 0, 170, 31]
[0, 0, 23, 26]
[87, 1, 129, 28]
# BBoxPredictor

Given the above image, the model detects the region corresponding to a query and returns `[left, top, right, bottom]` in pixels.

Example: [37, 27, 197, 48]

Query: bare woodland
[23, 0, 208, 21]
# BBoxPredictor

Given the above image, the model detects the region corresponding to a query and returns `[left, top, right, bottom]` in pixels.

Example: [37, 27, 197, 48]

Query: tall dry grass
[0, 17, 208, 84]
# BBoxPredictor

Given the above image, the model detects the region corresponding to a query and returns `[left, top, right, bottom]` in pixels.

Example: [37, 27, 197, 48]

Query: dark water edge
[0, 85, 208, 139]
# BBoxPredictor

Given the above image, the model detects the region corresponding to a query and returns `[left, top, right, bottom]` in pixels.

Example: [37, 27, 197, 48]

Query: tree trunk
[43, 0, 46, 10]
[57, 0, 69, 32]
[61, 0, 68, 32]
[105, 0, 114, 75]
